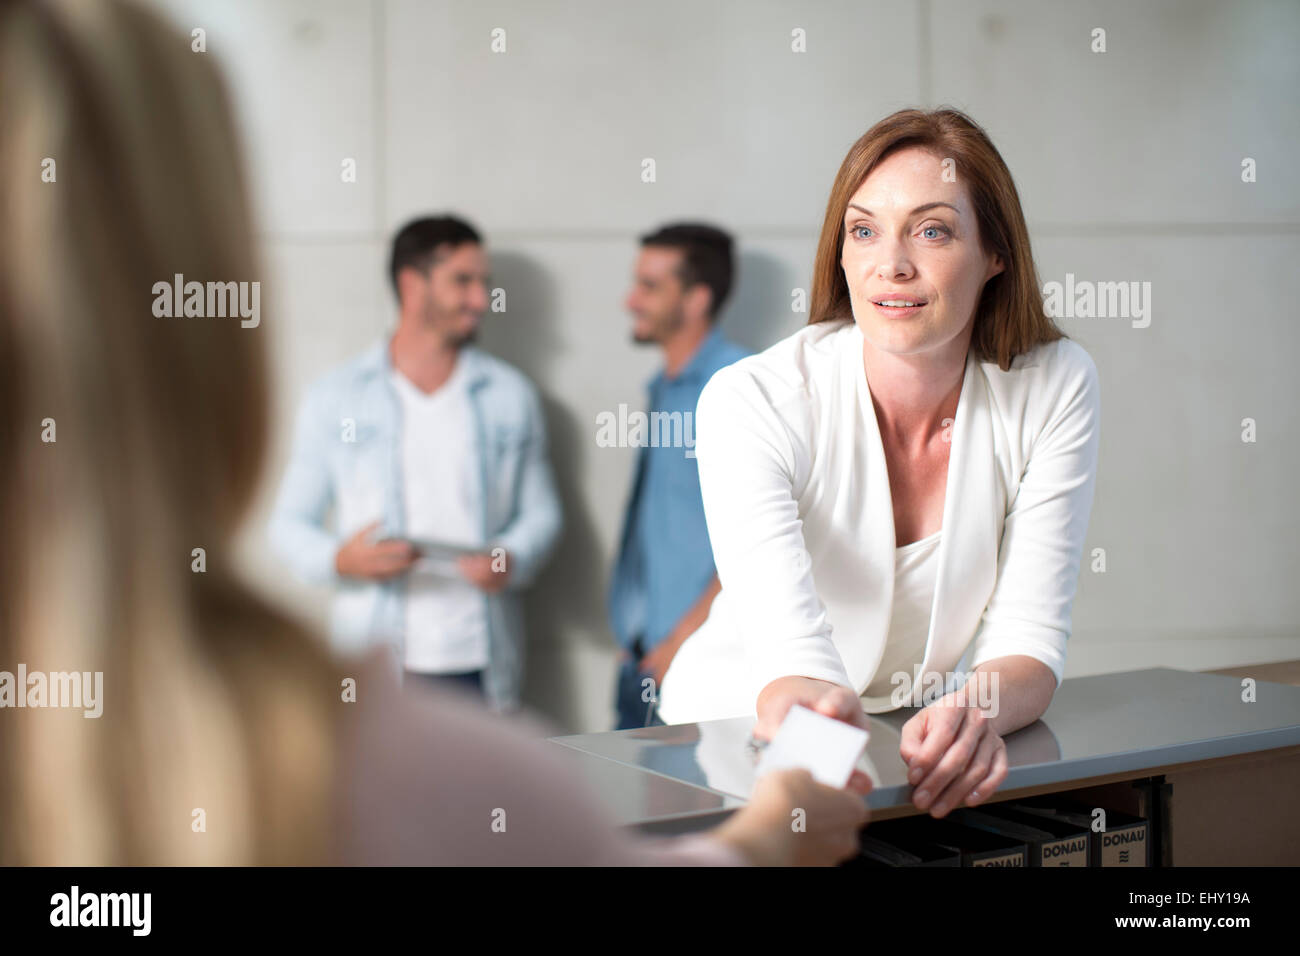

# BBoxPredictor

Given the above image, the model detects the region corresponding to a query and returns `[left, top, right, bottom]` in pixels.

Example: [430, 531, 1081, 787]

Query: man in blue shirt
[608, 223, 748, 729]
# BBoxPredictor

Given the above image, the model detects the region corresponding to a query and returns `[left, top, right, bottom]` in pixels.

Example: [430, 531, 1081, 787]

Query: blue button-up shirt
[608, 327, 749, 652]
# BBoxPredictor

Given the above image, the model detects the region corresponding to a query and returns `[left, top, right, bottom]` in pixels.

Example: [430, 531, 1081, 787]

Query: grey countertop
[548, 667, 1300, 827]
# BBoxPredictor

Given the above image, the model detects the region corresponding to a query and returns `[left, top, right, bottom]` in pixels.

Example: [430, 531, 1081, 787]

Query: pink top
[330, 652, 748, 866]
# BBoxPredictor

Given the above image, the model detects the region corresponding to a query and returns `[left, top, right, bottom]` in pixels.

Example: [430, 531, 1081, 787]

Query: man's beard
[630, 310, 681, 345]
[428, 308, 477, 349]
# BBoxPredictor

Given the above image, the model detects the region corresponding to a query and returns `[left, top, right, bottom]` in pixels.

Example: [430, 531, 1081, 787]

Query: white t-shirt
[859, 529, 942, 713]
[390, 363, 489, 674]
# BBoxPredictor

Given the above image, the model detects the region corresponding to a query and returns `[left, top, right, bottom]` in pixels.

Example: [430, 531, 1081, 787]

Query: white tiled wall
[147, 0, 1300, 732]
[157, 0, 380, 235]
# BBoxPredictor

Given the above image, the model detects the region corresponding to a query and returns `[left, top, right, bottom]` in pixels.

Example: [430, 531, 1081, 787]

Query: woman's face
[840, 147, 1004, 361]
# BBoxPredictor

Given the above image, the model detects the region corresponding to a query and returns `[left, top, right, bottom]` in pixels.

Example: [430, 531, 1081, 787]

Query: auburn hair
[809, 108, 1064, 371]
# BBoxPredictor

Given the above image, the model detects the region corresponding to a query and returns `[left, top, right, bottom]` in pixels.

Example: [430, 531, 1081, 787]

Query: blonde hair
[0, 0, 339, 863]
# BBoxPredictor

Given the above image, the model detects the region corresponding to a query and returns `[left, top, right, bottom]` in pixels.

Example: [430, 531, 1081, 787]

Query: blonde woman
[0, 0, 868, 866]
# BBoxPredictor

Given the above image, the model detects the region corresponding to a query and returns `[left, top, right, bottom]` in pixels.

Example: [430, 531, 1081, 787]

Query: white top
[859, 530, 942, 713]
[657, 321, 1101, 724]
[390, 363, 489, 673]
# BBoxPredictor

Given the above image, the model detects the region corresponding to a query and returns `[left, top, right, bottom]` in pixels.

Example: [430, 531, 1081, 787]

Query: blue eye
[851, 226, 873, 239]
[921, 225, 949, 239]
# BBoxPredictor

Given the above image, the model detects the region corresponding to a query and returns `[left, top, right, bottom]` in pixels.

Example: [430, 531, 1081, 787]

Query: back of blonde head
[0, 0, 338, 864]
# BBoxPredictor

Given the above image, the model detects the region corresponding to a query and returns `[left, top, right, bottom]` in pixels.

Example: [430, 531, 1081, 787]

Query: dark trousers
[614, 643, 667, 730]
[404, 668, 484, 700]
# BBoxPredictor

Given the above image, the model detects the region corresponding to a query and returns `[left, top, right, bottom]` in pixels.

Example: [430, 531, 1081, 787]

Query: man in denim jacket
[269, 216, 561, 713]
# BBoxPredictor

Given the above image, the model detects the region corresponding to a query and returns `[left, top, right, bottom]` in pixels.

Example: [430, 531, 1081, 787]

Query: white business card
[755, 704, 870, 789]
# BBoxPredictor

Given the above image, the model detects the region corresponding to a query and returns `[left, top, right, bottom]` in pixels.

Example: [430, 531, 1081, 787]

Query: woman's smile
[872, 295, 928, 318]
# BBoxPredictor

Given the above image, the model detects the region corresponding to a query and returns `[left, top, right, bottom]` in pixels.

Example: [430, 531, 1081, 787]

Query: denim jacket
[267, 340, 562, 712]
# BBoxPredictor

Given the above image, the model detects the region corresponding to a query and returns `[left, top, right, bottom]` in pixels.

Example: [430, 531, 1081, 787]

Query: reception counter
[548, 665, 1300, 864]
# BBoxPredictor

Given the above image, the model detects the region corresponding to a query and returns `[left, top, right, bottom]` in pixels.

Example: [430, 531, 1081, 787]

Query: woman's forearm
[969, 655, 1057, 737]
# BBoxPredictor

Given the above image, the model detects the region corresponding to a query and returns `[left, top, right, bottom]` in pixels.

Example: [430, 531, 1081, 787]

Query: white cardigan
[657, 320, 1101, 724]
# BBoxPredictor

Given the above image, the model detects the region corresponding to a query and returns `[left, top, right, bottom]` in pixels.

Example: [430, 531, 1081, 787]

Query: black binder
[848, 830, 961, 867]
[949, 805, 1091, 866]
[868, 816, 1028, 867]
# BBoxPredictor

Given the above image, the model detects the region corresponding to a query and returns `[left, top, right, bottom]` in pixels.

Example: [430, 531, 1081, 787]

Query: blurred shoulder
[467, 348, 545, 422]
[315, 341, 386, 388]
[294, 342, 386, 419]
[332, 652, 625, 865]
[470, 348, 536, 394]
[706, 332, 751, 374]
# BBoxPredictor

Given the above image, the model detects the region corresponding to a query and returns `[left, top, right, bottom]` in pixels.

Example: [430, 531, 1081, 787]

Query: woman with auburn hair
[659, 108, 1101, 820]
[0, 0, 869, 866]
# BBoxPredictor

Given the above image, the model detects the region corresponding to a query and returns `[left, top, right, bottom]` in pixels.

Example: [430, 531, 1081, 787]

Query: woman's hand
[898, 694, 1007, 817]
[712, 768, 871, 866]
[754, 675, 869, 741]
